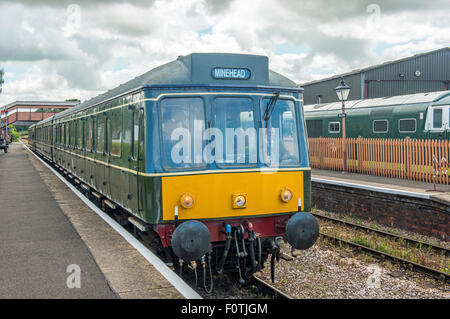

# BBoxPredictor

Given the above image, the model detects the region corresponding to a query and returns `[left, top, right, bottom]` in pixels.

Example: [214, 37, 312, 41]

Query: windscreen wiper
[263, 92, 280, 127]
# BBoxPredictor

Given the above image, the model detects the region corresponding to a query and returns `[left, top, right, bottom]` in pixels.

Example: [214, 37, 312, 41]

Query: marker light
[232, 193, 247, 209]
[180, 193, 194, 209]
[281, 188, 293, 203]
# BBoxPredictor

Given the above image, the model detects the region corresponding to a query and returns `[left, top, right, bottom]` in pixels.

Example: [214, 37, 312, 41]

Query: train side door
[127, 94, 144, 218]
[426, 106, 445, 140]
[105, 113, 112, 198]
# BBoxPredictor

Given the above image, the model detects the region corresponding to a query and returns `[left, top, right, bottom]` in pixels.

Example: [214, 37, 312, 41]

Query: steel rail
[249, 276, 292, 299]
[319, 232, 449, 283]
[312, 212, 449, 257]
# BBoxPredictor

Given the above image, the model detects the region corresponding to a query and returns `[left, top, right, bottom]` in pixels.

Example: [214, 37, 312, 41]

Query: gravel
[255, 239, 449, 299]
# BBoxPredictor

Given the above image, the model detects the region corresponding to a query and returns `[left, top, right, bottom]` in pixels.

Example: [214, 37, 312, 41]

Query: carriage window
[328, 122, 340, 133]
[399, 119, 416, 133]
[373, 120, 388, 133]
[131, 111, 139, 159]
[111, 110, 122, 157]
[97, 115, 105, 153]
[86, 117, 93, 151]
[69, 122, 73, 147]
[213, 97, 257, 166]
[74, 121, 78, 148]
[161, 97, 205, 169]
[262, 99, 299, 166]
[81, 120, 85, 149]
[77, 120, 83, 149]
[433, 108, 442, 129]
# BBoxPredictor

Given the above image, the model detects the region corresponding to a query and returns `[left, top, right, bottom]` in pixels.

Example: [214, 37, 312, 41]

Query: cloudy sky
[0, 0, 449, 105]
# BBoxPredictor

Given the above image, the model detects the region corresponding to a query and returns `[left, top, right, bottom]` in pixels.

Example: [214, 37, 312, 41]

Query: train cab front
[156, 169, 319, 280]
[148, 53, 319, 281]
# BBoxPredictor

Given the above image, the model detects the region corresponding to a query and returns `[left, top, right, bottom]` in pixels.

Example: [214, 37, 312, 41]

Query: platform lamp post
[335, 77, 351, 173]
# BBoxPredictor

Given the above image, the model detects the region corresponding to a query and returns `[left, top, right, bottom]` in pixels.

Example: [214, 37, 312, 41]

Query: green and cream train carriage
[305, 91, 450, 140]
[29, 53, 319, 283]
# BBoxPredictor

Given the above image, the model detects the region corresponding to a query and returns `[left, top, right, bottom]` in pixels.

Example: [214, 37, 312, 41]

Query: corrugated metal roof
[304, 90, 450, 112]
[300, 47, 450, 87]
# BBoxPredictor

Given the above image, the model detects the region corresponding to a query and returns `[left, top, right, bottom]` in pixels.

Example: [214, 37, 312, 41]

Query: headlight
[232, 193, 247, 209]
[280, 188, 293, 203]
[180, 193, 194, 209]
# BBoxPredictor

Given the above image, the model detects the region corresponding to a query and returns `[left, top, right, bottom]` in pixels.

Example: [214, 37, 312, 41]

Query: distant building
[301, 47, 450, 105]
[0, 101, 78, 130]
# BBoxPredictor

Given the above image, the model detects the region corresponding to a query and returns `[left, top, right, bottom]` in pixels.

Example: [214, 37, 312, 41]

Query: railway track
[248, 276, 292, 299]
[312, 212, 449, 283]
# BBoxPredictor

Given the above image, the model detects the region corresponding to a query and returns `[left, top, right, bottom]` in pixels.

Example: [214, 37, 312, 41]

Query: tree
[0, 68, 4, 94]
[7, 124, 19, 142]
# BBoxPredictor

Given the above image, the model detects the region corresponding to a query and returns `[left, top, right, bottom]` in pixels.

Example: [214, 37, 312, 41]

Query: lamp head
[335, 77, 351, 102]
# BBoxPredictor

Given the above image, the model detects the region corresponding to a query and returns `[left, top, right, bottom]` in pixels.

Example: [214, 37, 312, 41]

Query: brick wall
[312, 182, 449, 241]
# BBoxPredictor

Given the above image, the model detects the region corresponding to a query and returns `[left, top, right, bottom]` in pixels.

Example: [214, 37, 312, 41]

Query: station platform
[0, 143, 192, 299]
[312, 168, 450, 205]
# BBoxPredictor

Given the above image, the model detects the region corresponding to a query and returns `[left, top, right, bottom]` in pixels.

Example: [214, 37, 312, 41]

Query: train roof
[29, 53, 300, 127]
[304, 90, 450, 113]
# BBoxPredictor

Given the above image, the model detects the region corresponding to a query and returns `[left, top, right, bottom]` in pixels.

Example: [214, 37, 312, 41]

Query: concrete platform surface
[0, 143, 116, 298]
[1, 143, 185, 299]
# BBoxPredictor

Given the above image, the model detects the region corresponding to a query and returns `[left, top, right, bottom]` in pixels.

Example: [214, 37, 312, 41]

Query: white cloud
[0, 0, 449, 105]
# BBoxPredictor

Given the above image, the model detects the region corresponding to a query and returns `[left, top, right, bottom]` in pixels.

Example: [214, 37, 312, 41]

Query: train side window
[130, 93, 141, 160]
[398, 119, 416, 133]
[97, 115, 105, 154]
[74, 121, 79, 149]
[373, 120, 388, 133]
[131, 111, 139, 160]
[81, 119, 86, 150]
[328, 122, 340, 133]
[92, 116, 96, 151]
[262, 99, 300, 166]
[160, 97, 206, 169]
[106, 117, 111, 155]
[86, 117, 93, 151]
[433, 108, 443, 129]
[69, 122, 73, 147]
[111, 110, 122, 157]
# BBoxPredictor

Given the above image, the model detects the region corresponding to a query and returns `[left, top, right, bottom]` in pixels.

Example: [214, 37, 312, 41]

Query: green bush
[7, 124, 20, 142]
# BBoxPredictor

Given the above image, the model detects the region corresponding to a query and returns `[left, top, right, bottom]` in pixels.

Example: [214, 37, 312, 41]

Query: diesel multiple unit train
[305, 91, 450, 140]
[29, 53, 319, 288]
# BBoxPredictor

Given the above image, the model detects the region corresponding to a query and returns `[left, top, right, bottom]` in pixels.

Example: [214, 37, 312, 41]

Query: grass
[318, 217, 450, 275]
[352, 236, 371, 248]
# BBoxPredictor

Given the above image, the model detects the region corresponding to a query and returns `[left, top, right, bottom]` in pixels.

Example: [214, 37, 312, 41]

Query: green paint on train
[305, 91, 450, 140]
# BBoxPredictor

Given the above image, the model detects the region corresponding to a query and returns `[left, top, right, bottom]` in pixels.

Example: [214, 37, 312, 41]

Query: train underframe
[154, 215, 292, 285]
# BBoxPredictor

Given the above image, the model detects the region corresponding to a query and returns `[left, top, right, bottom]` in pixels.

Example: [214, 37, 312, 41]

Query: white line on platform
[21, 142, 202, 299]
[312, 177, 431, 200]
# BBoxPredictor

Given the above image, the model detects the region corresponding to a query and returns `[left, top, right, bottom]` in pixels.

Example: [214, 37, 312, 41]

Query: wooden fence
[309, 137, 450, 185]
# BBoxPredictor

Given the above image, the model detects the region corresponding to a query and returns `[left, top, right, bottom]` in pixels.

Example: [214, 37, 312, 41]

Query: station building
[301, 47, 450, 105]
[0, 100, 78, 131]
